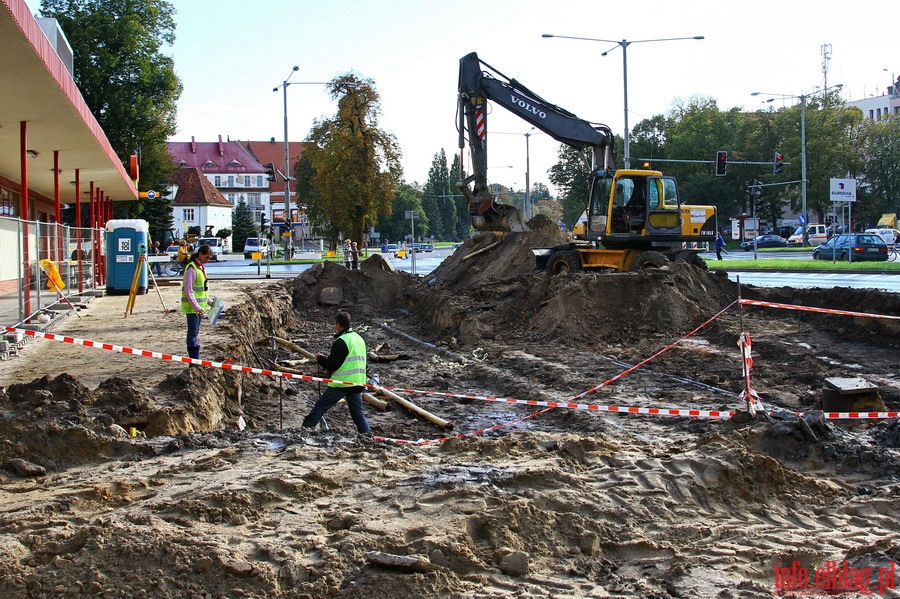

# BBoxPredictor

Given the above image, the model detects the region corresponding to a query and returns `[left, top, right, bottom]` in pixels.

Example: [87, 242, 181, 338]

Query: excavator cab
[579, 170, 697, 249]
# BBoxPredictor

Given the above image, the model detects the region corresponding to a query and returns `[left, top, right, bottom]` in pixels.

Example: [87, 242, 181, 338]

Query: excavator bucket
[474, 204, 529, 233]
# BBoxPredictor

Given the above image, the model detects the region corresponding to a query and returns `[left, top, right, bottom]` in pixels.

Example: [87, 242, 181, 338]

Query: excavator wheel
[672, 251, 709, 271]
[631, 251, 670, 271]
[546, 250, 582, 276]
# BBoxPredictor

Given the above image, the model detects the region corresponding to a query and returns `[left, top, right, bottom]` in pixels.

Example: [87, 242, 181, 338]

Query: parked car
[243, 237, 274, 258]
[411, 243, 422, 253]
[164, 245, 180, 257]
[419, 243, 435, 252]
[740, 234, 787, 251]
[812, 233, 889, 262]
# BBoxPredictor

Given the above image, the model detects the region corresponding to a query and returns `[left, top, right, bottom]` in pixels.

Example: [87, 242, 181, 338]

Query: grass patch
[718, 257, 900, 271]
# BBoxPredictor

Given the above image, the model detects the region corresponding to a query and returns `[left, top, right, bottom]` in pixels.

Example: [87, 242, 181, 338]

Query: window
[248, 193, 261, 207]
[244, 176, 251, 186]
[183, 208, 195, 222]
[228, 193, 236, 203]
[256, 175, 264, 187]
[0, 187, 17, 216]
[227, 175, 234, 186]
[214, 175, 221, 186]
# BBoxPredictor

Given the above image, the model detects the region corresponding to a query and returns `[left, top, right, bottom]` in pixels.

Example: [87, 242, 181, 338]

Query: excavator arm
[458, 51, 616, 232]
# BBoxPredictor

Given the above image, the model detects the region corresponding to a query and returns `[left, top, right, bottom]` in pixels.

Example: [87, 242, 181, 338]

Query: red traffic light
[715, 151, 727, 176]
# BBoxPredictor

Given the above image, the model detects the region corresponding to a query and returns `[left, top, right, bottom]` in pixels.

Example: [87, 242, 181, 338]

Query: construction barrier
[4, 294, 899, 444]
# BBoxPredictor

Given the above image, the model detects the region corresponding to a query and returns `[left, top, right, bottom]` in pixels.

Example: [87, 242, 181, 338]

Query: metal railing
[0, 215, 103, 328]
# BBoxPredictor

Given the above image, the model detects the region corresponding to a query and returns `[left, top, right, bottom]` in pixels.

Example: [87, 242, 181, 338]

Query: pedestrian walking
[715, 232, 727, 261]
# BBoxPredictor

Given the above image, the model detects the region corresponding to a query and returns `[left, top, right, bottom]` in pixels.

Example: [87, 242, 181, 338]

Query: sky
[24, 0, 900, 195]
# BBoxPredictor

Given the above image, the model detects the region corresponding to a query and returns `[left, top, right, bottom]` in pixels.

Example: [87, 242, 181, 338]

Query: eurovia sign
[829, 178, 857, 202]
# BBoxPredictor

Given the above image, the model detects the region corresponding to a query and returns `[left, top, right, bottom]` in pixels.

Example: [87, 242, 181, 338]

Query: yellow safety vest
[180, 262, 208, 314]
[328, 330, 367, 387]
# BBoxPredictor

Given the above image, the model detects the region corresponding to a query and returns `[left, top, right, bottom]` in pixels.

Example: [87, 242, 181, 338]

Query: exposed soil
[2, 214, 900, 598]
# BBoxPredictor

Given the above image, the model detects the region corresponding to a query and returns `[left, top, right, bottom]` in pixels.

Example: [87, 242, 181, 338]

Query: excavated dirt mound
[2, 229, 900, 598]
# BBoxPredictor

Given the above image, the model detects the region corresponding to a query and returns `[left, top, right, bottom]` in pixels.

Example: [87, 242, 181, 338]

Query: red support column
[89, 181, 96, 288]
[99, 190, 107, 285]
[20, 121, 31, 319]
[75, 169, 82, 293]
[53, 151, 62, 262]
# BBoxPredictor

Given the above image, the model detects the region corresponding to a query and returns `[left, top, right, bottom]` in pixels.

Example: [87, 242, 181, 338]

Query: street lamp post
[542, 34, 704, 169]
[275, 66, 299, 259]
[524, 127, 534, 220]
[751, 84, 843, 245]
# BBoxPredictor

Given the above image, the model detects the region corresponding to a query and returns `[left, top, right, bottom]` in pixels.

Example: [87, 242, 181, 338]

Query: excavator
[457, 51, 718, 272]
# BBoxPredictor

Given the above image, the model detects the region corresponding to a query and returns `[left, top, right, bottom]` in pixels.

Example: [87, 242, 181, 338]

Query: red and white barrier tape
[5, 323, 898, 423]
[739, 299, 900, 320]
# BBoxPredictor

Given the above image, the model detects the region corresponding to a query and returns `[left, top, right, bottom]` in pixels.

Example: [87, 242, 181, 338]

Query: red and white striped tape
[5, 324, 898, 423]
[739, 299, 900, 320]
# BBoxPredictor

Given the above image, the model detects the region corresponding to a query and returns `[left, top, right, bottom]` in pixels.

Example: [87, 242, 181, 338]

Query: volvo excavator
[457, 52, 718, 272]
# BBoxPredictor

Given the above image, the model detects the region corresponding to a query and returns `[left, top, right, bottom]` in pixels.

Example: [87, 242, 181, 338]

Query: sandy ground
[2, 219, 900, 598]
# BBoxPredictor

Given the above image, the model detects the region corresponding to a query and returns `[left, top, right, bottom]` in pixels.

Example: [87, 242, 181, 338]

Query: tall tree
[304, 74, 401, 249]
[422, 150, 454, 240]
[858, 116, 900, 223]
[231, 199, 258, 253]
[39, 0, 182, 215]
[378, 184, 425, 244]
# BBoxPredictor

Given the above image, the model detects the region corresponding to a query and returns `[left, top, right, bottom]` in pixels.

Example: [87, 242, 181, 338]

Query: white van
[864, 228, 900, 248]
[787, 224, 829, 247]
[198, 237, 225, 260]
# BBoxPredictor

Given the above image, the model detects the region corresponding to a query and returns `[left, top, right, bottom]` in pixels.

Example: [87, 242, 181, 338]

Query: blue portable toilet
[105, 219, 149, 295]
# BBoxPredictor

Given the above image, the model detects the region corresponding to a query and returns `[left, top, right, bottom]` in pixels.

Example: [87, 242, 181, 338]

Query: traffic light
[715, 151, 727, 176]
[260, 213, 269, 227]
[263, 163, 277, 182]
[773, 152, 783, 175]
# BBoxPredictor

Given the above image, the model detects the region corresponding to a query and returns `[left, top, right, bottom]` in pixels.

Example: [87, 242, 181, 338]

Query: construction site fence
[0, 215, 103, 328]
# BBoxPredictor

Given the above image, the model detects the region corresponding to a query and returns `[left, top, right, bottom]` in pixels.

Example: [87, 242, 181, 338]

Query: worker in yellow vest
[181, 244, 213, 363]
[302, 311, 371, 434]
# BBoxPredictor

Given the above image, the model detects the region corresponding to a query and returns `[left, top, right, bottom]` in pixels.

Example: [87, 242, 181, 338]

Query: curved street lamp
[542, 34, 704, 169]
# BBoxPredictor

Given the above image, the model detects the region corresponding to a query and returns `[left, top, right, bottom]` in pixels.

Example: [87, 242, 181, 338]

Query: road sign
[139, 190, 157, 199]
[829, 178, 857, 202]
[404, 210, 420, 220]
[799, 214, 807, 225]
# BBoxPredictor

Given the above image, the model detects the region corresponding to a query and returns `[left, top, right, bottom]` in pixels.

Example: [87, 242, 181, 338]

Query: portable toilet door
[105, 219, 149, 295]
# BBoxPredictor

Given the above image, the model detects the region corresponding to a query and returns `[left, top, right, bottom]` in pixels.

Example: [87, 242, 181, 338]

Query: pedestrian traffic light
[263, 163, 277, 182]
[715, 151, 727, 176]
[773, 152, 783, 175]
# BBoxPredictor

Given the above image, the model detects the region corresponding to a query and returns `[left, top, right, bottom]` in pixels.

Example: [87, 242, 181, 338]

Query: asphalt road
[202, 248, 900, 293]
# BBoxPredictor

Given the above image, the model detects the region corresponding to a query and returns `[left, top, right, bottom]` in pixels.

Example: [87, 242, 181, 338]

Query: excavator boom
[458, 52, 614, 232]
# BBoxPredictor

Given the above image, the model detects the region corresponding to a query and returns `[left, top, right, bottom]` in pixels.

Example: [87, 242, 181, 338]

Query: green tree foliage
[449, 153, 471, 240]
[379, 184, 424, 244]
[303, 74, 401, 249]
[858, 116, 900, 222]
[39, 0, 182, 215]
[231, 199, 258, 252]
[422, 149, 457, 240]
[142, 196, 174, 244]
[294, 154, 328, 246]
[548, 145, 591, 228]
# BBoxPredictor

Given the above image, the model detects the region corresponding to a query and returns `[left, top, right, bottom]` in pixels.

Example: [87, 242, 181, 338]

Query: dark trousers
[186, 313, 202, 360]
[303, 386, 370, 433]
